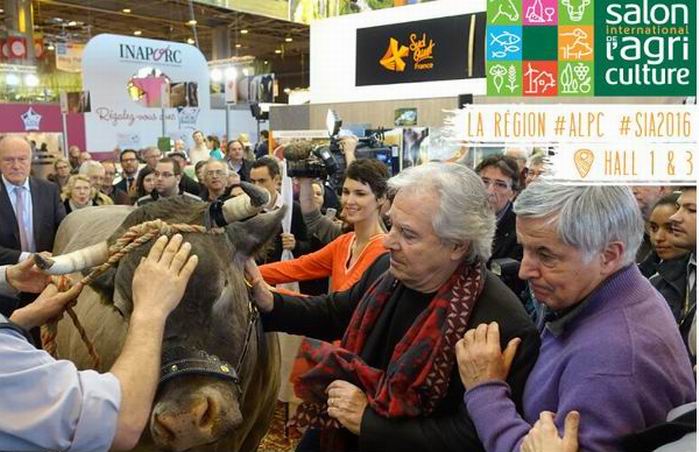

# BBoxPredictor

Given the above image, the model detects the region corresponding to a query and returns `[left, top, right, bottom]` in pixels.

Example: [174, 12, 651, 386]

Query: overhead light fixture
[210, 68, 223, 82]
[235, 43, 242, 48]
[240, 29, 248, 34]
[285, 37, 293, 42]
[283, 88, 291, 94]
[67, 20, 77, 26]
[24, 74, 39, 87]
[0, 9, 4, 13]
[187, 19, 197, 26]
[224, 67, 237, 80]
[274, 49, 282, 54]
[6, 73, 20, 86]
[122, 8, 131, 13]
[242, 68, 252, 76]
[187, 37, 195, 44]
[133, 30, 142, 36]
[264, 60, 268, 64]
[47, 43, 55, 50]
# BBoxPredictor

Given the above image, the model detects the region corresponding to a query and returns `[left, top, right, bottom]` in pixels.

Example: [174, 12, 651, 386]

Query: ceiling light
[67, 21, 77, 26]
[122, 8, 131, 13]
[187, 19, 197, 26]
[274, 49, 282, 54]
[0, 9, 4, 13]
[285, 37, 293, 42]
[235, 43, 242, 48]
[47, 44, 55, 50]
[242, 68, 252, 76]
[133, 30, 142, 36]
[24, 74, 39, 87]
[283, 88, 291, 94]
[264, 60, 268, 64]
[240, 29, 248, 34]
[210, 68, 223, 82]
[224, 67, 237, 80]
[6, 73, 20, 86]
[187, 38, 195, 44]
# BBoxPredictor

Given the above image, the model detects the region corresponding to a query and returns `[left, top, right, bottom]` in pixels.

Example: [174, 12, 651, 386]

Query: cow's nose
[151, 394, 242, 451]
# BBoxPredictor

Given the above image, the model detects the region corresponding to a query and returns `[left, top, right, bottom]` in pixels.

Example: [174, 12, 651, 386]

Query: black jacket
[258, 201, 312, 264]
[490, 202, 525, 299]
[0, 177, 65, 265]
[262, 254, 540, 452]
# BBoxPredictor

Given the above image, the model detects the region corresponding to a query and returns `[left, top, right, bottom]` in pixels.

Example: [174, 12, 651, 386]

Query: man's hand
[281, 232, 296, 251]
[326, 380, 368, 435]
[10, 282, 83, 330]
[455, 322, 521, 390]
[131, 234, 198, 319]
[6, 255, 52, 293]
[521, 411, 580, 452]
[244, 259, 274, 312]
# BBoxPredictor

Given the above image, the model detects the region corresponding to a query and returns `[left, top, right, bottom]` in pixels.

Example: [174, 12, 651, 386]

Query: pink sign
[0, 103, 85, 151]
[522, 0, 557, 25]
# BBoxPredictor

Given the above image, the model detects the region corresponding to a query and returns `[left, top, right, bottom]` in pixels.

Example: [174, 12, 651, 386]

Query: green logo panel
[559, 61, 594, 96]
[523, 26, 558, 60]
[559, 0, 594, 25]
[594, 0, 696, 96]
[487, 61, 523, 96]
[488, 0, 523, 25]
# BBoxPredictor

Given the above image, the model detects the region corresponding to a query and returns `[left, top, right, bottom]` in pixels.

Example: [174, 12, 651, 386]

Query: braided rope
[41, 219, 225, 369]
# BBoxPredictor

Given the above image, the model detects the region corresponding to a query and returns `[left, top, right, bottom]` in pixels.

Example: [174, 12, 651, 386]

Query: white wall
[310, 0, 487, 104]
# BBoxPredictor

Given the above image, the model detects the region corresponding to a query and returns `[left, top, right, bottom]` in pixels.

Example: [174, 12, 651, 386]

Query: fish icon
[490, 31, 521, 58]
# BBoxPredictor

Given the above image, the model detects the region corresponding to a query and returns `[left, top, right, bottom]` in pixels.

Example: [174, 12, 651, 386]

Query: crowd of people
[0, 130, 695, 451]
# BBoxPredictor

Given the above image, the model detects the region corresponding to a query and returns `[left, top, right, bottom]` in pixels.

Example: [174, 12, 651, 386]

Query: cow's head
[38, 184, 283, 451]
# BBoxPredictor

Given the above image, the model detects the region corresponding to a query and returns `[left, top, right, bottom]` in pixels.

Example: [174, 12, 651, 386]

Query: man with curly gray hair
[457, 183, 695, 451]
[246, 162, 539, 452]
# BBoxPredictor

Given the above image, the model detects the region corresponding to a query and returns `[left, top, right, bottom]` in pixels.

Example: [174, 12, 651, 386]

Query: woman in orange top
[260, 158, 389, 293]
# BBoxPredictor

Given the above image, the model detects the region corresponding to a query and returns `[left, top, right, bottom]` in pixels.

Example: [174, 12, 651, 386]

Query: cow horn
[34, 241, 109, 275]
[221, 183, 272, 223]
[239, 181, 271, 208]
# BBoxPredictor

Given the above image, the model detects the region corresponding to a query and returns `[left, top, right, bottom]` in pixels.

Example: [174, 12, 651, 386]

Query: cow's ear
[224, 207, 286, 258]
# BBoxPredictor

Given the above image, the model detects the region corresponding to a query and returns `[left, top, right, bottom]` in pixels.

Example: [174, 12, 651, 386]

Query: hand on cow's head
[131, 234, 199, 319]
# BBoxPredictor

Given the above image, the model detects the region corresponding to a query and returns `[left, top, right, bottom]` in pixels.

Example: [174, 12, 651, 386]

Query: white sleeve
[0, 329, 122, 452]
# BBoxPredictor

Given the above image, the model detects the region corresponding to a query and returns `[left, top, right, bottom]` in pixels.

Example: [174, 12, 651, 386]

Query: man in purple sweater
[456, 184, 695, 452]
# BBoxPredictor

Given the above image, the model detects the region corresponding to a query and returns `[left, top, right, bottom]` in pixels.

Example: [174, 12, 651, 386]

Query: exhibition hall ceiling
[22, 0, 309, 76]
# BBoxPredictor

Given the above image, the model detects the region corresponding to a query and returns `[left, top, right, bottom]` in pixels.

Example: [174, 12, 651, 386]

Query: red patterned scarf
[289, 259, 485, 442]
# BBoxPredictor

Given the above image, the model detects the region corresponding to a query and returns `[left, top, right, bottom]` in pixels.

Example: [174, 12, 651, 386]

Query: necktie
[127, 177, 134, 190]
[14, 186, 29, 252]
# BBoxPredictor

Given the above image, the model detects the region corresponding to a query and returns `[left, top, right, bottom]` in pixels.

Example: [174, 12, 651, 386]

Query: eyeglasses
[481, 177, 511, 191]
[154, 171, 175, 178]
[206, 170, 226, 177]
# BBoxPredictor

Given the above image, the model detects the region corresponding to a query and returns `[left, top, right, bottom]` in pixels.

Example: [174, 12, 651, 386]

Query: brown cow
[41, 189, 282, 451]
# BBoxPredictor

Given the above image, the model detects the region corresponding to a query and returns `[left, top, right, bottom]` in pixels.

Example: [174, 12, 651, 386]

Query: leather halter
[158, 299, 260, 395]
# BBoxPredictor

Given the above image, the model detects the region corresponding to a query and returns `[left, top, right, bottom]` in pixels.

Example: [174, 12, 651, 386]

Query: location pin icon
[574, 149, 594, 178]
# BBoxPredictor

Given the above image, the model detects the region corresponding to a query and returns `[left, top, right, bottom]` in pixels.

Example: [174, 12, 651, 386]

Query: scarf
[290, 259, 485, 446]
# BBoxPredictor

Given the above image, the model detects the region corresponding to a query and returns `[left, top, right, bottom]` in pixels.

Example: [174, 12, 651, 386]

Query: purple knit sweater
[464, 265, 695, 452]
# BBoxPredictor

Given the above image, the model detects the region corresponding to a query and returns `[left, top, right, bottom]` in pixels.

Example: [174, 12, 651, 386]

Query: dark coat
[257, 201, 311, 264]
[262, 254, 540, 452]
[0, 177, 65, 265]
[490, 202, 525, 299]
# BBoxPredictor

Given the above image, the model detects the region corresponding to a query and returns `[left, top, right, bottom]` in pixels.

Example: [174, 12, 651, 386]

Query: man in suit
[113, 149, 141, 203]
[0, 135, 66, 315]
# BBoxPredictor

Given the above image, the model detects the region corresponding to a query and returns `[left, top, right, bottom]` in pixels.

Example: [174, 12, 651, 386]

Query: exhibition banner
[485, 0, 696, 96]
[355, 13, 486, 86]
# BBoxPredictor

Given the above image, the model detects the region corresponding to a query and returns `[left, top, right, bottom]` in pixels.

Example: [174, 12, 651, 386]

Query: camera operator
[290, 137, 356, 244]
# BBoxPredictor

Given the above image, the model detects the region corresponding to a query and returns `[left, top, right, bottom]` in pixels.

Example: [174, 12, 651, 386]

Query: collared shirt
[2, 175, 35, 260]
[262, 191, 283, 213]
[688, 253, 696, 295]
[542, 295, 594, 337]
[0, 326, 121, 451]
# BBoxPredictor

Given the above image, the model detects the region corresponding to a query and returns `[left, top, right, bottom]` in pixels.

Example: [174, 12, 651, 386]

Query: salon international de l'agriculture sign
[485, 0, 696, 96]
